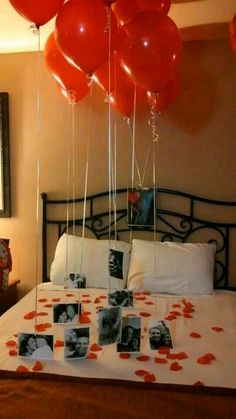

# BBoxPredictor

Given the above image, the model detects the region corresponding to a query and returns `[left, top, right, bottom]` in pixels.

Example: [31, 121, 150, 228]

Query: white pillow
[127, 239, 216, 295]
[50, 234, 131, 289]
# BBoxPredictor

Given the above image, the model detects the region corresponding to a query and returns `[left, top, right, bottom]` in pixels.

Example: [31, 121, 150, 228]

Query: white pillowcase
[50, 234, 131, 289]
[127, 239, 216, 295]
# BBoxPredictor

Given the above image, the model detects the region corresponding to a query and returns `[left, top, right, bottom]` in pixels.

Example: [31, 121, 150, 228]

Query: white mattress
[0, 283, 236, 388]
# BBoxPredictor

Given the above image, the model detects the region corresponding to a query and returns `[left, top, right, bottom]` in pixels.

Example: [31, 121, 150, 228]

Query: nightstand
[0, 279, 20, 315]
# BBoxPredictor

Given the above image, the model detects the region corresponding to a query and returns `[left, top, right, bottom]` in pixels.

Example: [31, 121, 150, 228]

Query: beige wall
[0, 39, 235, 297]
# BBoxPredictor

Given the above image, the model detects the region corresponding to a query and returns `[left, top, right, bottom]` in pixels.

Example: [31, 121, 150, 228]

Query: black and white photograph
[65, 272, 87, 289]
[108, 249, 124, 279]
[18, 333, 54, 360]
[98, 306, 122, 346]
[108, 290, 133, 307]
[53, 303, 80, 324]
[128, 187, 155, 227]
[64, 327, 90, 359]
[117, 316, 141, 353]
[148, 320, 173, 350]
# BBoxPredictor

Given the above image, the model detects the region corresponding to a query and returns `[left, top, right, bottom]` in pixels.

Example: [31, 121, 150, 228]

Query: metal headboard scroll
[41, 189, 236, 289]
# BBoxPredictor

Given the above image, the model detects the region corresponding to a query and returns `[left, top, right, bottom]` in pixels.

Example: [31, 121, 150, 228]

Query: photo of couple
[64, 327, 90, 359]
[18, 333, 54, 360]
[53, 303, 80, 324]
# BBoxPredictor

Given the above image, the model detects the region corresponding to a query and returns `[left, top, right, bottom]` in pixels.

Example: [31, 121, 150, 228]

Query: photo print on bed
[65, 273, 87, 289]
[18, 333, 54, 360]
[128, 187, 155, 227]
[98, 306, 122, 346]
[64, 327, 90, 360]
[117, 316, 141, 353]
[108, 249, 124, 279]
[53, 303, 81, 324]
[148, 320, 173, 350]
[108, 290, 133, 307]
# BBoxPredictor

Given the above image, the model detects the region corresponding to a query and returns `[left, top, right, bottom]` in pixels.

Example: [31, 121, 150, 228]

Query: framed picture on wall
[0, 92, 11, 217]
[127, 187, 155, 227]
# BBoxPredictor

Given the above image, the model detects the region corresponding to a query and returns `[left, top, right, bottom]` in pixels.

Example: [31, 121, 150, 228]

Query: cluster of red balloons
[9, 0, 183, 115]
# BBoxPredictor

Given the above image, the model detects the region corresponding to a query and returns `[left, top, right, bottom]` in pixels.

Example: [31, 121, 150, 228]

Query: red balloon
[103, 0, 117, 4]
[229, 14, 236, 54]
[55, 0, 118, 75]
[94, 51, 128, 93]
[117, 11, 182, 93]
[147, 72, 181, 112]
[110, 78, 147, 117]
[56, 82, 87, 104]
[112, 0, 171, 25]
[44, 32, 89, 103]
[9, 0, 65, 26]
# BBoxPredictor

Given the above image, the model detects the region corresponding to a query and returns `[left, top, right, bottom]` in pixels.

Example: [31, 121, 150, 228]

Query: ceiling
[0, 0, 235, 53]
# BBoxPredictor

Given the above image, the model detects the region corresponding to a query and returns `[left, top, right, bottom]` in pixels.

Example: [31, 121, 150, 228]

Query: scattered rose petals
[9, 349, 17, 356]
[38, 298, 47, 303]
[66, 293, 74, 297]
[35, 323, 52, 332]
[144, 301, 154, 305]
[16, 366, 29, 373]
[119, 353, 131, 359]
[5, 340, 17, 347]
[82, 294, 90, 297]
[170, 362, 183, 371]
[135, 369, 149, 377]
[82, 299, 91, 304]
[99, 295, 107, 299]
[36, 312, 48, 317]
[212, 327, 224, 332]
[44, 304, 53, 308]
[193, 381, 204, 387]
[139, 312, 151, 318]
[136, 355, 150, 362]
[32, 361, 43, 371]
[135, 296, 146, 301]
[169, 311, 181, 316]
[165, 314, 177, 321]
[190, 332, 202, 338]
[144, 373, 156, 383]
[24, 311, 36, 320]
[183, 313, 193, 318]
[197, 353, 216, 365]
[52, 298, 60, 302]
[54, 340, 64, 348]
[155, 357, 168, 364]
[90, 343, 103, 352]
[87, 352, 97, 359]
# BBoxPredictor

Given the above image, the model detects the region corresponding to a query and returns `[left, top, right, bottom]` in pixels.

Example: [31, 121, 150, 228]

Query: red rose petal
[66, 293, 74, 297]
[135, 296, 146, 301]
[176, 352, 188, 360]
[54, 340, 64, 348]
[9, 349, 17, 356]
[38, 298, 47, 303]
[139, 312, 151, 318]
[119, 353, 131, 359]
[170, 362, 183, 371]
[90, 343, 103, 352]
[35, 323, 52, 332]
[82, 294, 90, 297]
[183, 313, 193, 318]
[193, 381, 204, 387]
[36, 312, 48, 317]
[144, 373, 156, 383]
[99, 295, 107, 299]
[190, 332, 202, 338]
[197, 353, 216, 365]
[155, 357, 168, 364]
[144, 301, 154, 305]
[136, 355, 150, 362]
[135, 369, 149, 377]
[172, 304, 181, 308]
[94, 298, 101, 304]
[158, 346, 170, 355]
[5, 340, 17, 347]
[83, 311, 91, 316]
[24, 311, 37, 320]
[169, 311, 181, 316]
[16, 366, 29, 373]
[32, 361, 43, 371]
[165, 315, 177, 321]
[82, 299, 91, 304]
[126, 313, 137, 317]
[87, 352, 97, 359]
[212, 327, 224, 332]
[142, 292, 151, 296]
[52, 298, 60, 302]
[44, 304, 53, 308]
[79, 314, 91, 324]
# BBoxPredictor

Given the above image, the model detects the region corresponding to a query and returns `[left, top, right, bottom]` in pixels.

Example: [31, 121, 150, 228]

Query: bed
[0, 188, 236, 418]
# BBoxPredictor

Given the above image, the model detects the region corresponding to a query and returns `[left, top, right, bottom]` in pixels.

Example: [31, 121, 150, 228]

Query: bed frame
[41, 188, 236, 290]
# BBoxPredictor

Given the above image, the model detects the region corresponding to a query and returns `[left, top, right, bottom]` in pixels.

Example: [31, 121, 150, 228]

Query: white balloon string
[32, 25, 41, 332]
[80, 80, 93, 279]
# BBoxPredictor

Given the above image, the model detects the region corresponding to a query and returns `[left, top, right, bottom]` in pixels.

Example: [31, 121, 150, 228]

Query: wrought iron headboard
[41, 188, 236, 290]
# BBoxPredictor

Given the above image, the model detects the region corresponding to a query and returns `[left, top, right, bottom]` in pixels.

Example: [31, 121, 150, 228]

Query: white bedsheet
[0, 283, 235, 388]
